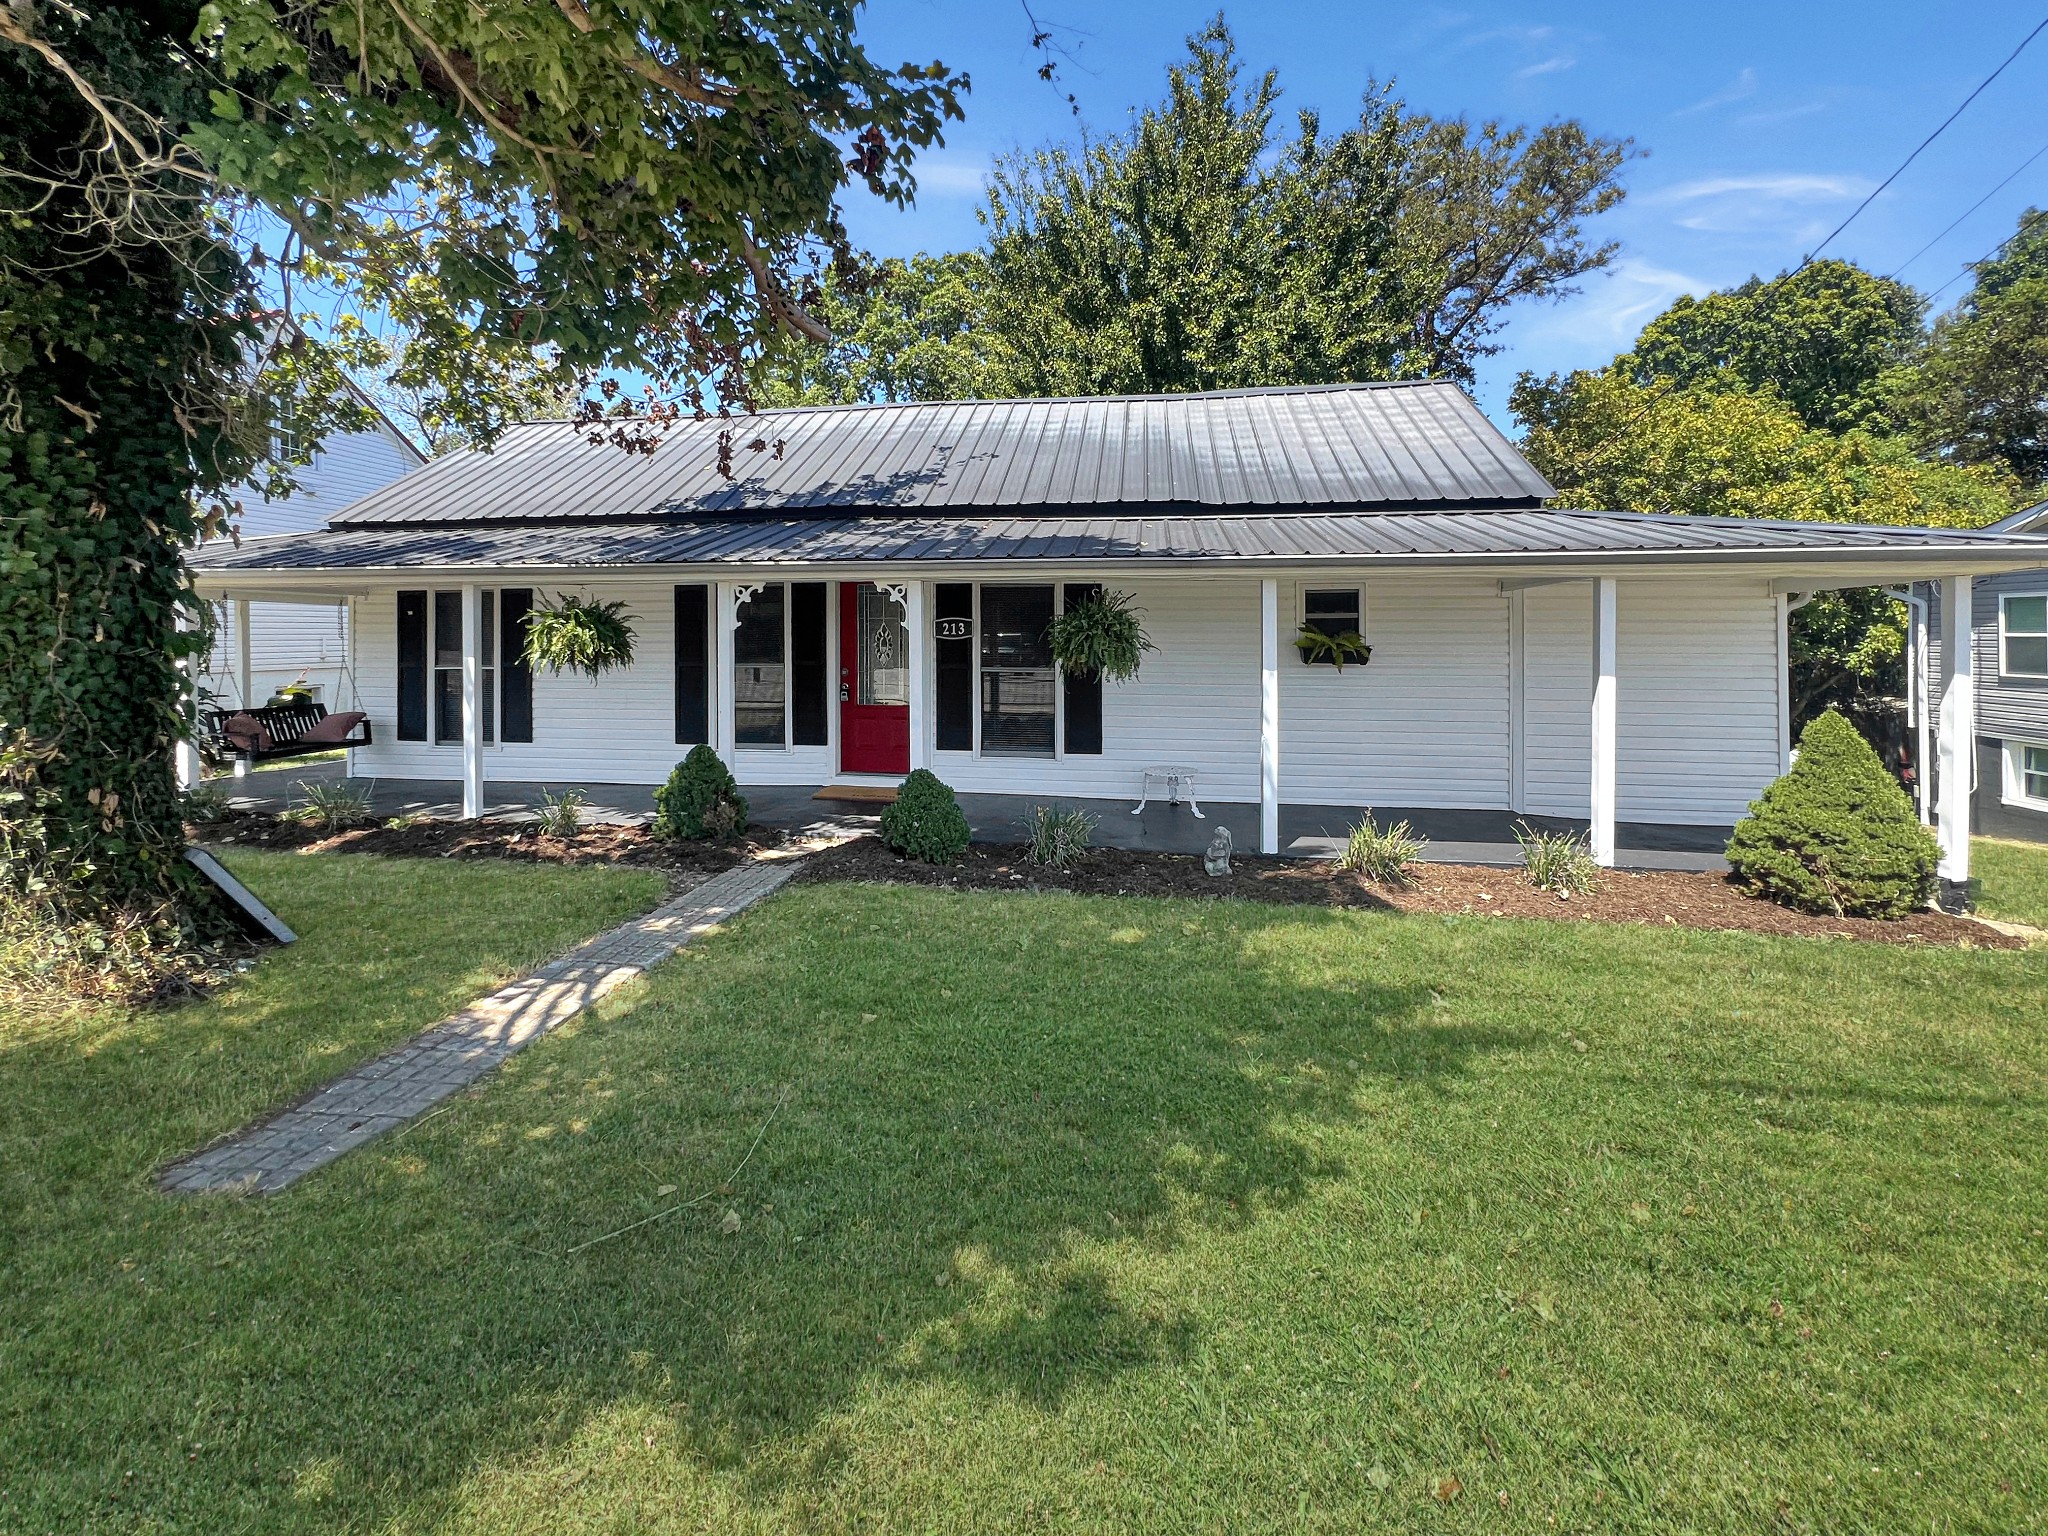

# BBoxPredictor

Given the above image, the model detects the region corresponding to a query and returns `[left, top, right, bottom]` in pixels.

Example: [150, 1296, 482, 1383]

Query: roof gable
[326, 382, 1554, 528]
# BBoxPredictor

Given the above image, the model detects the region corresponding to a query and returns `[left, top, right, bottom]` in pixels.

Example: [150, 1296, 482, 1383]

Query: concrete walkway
[160, 858, 799, 1196]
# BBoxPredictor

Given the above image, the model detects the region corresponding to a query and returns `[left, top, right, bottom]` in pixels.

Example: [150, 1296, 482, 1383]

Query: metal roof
[189, 505, 2048, 575]
[322, 383, 1553, 526]
[1991, 499, 2048, 535]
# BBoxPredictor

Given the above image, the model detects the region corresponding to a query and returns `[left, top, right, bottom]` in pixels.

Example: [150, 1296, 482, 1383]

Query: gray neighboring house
[1914, 499, 2048, 843]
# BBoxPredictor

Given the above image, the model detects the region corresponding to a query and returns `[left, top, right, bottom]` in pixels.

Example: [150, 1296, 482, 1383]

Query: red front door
[839, 582, 910, 774]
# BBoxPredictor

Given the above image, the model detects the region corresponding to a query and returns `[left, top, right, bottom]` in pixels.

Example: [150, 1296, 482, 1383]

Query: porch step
[813, 784, 899, 804]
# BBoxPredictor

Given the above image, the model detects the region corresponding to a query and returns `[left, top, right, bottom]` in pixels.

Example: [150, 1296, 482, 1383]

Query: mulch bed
[796, 837, 2023, 950]
[188, 811, 782, 880]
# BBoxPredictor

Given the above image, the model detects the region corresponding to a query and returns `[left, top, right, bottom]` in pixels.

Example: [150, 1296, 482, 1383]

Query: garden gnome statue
[1204, 825, 1233, 877]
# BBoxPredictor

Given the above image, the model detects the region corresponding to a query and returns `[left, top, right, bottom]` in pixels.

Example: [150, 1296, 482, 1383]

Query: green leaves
[521, 594, 638, 680]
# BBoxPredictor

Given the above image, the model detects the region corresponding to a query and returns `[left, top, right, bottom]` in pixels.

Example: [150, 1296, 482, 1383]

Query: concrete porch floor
[218, 760, 1731, 871]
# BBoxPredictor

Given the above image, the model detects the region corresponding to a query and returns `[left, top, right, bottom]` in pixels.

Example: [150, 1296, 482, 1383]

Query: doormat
[813, 784, 900, 804]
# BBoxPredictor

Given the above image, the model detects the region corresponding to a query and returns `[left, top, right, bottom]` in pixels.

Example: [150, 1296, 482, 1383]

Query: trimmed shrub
[1725, 710, 1937, 918]
[879, 769, 971, 863]
[654, 746, 748, 841]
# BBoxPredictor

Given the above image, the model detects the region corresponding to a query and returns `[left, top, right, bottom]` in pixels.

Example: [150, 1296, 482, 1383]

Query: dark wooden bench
[197, 701, 372, 766]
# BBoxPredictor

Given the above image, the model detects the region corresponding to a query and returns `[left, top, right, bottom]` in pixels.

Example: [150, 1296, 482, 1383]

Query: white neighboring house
[188, 381, 2048, 907]
[201, 389, 424, 711]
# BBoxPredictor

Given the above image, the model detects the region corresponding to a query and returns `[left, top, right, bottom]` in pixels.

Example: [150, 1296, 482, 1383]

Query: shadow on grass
[5, 882, 1534, 1530]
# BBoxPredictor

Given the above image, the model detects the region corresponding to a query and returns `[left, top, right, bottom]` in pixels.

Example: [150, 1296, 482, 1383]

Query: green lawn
[4, 865, 2046, 1532]
[1977, 836, 2048, 928]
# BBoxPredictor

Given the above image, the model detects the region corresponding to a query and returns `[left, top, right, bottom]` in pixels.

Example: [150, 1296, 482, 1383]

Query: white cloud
[1515, 54, 1575, 79]
[1656, 173, 1864, 203]
[904, 158, 990, 198]
[1559, 258, 1715, 342]
[1647, 172, 1869, 236]
[1735, 102, 1828, 128]
[1673, 67, 1757, 117]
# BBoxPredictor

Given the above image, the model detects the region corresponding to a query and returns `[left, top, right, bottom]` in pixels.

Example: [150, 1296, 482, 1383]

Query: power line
[1887, 136, 2048, 279]
[1801, 14, 2048, 270]
[1925, 222, 2029, 306]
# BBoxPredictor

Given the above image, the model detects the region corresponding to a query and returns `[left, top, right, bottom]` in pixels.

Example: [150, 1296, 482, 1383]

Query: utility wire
[1800, 14, 2048, 270]
[1887, 136, 2048, 279]
[1925, 225, 2024, 306]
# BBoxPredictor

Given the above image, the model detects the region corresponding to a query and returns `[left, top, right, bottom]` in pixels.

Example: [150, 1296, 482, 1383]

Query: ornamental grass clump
[654, 746, 748, 842]
[522, 594, 638, 679]
[1336, 812, 1427, 884]
[1046, 590, 1156, 682]
[288, 779, 375, 833]
[1022, 804, 1095, 867]
[533, 787, 588, 837]
[879, 769, 970, 863]
[1515, 822, 1600, 899]
[1725, 710, 1937, 918]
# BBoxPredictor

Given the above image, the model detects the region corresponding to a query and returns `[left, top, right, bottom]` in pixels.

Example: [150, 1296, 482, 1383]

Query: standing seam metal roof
[325, 382, 1553, 527]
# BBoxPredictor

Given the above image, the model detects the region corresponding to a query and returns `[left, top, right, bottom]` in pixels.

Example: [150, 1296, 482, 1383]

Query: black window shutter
[1063, 583, 1104, 755]
[674, 584, 709, 744]
[396, 590, 428, 741]
[935, 583, 974, 751]
[791, 582, 829, 746]
[499, 588, 534, 743]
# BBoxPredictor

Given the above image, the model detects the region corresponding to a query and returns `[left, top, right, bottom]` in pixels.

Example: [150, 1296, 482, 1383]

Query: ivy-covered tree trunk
[0, 5, 253, 923]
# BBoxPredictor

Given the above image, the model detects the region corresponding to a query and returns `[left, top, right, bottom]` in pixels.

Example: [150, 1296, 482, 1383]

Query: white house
[200, 388, 423, 711]
[187, 382, 2048, 905]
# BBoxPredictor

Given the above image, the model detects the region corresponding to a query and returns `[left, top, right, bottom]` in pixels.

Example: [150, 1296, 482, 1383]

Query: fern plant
[522, 594, 638, 679]
[1294, 626, 1371, 670]
[1047, 589, 1156, 682]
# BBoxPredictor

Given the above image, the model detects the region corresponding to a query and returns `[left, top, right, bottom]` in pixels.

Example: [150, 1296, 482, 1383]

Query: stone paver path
[161, 858, 800, 1195]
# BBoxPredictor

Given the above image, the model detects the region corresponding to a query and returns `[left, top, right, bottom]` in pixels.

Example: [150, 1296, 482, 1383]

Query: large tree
[1889, 208, 2048, 487]
[1617, 259, 1924, 434]
[0, 0, 963, 930]
[753, 21, 1633, 403]
[1513, 369, 2015, 724]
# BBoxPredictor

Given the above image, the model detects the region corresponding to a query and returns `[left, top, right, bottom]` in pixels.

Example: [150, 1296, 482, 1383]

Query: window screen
[2005, 595, 2048, 677]
[980, 585, 1055, 757]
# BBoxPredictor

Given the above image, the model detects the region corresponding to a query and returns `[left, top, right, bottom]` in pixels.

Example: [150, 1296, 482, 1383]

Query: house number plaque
[933, 617, 972, 641]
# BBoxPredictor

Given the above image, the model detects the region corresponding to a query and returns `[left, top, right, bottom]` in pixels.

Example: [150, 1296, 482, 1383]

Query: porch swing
[195, 602, 374, 766]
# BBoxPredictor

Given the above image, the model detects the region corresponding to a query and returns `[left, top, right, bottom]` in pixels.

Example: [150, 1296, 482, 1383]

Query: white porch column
[714, 580, 737, 762]
[174, 603, 203, 792]
[1259, 577, 1280, 855]
[233, 598, 254, 709]
[460, 583, 485, 819]
[904, 579, 929, 772]
[1590, 576, 1618, 868]
[1936, 573, 1974, 905]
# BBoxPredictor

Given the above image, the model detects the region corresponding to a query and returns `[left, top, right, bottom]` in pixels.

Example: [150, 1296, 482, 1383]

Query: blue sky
[836, 2, 2048, 426]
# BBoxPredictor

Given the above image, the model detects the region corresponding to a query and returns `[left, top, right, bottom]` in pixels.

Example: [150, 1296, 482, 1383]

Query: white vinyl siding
[344, 568, 1786, 823]
[1280, 576, 1509, 808]
[1518, 583, 1594, 816]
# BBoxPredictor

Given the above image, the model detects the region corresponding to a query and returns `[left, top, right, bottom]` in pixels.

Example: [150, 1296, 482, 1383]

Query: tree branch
[735, 232, 830, 343]
[550, 0, 742, 110]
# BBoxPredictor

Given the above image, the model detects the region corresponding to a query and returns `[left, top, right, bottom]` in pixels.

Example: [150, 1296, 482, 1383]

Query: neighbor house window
[980, 584, 1056, 757]
[1300, 588, 1364, 661]
[2003, 595, 2048, 678]
[734, 584, 787, 746]
[2010, 740, 2048, 809]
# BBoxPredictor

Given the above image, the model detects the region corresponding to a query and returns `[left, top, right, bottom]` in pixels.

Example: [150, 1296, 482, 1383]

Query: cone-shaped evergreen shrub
[879, 769, 971, 863]
[1724, 710, 1937, 918]
[653, 745, 748, 841]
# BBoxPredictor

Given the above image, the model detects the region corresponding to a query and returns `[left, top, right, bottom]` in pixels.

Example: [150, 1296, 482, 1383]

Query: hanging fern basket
[1046, 589, 1157, 683]
[522, 594, 638, 680]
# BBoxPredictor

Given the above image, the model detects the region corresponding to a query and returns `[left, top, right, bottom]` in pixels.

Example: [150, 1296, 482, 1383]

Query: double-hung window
[397, 588, 533, 744]
[979, 585, 1057, 757]
[1300, 588, 1365, 662]
[734, 585, 787, 746]
[2002, 594, 2048, 678]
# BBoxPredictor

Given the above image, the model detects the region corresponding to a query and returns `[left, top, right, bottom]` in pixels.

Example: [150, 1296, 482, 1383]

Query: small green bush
[1725, 710, 1937, 918]
[1022, 804, 1095, 867]
[1336, 812, 1427, 883]
[533, 787, 588, 837]
[180, 783, 234, 825]
[654, 746, 748, 841]
[879, 769, 971, 863]
[1515, 822, 1599, 898]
